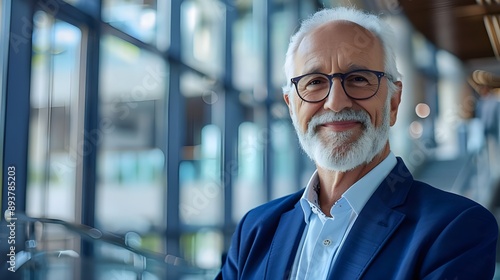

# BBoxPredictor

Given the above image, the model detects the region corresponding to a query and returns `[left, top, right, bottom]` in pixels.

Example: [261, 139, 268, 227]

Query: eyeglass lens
[295, 71, 380, 102]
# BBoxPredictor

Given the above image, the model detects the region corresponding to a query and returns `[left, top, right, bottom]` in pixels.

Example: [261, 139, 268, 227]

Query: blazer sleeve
[215, 213, 247, 280]
[421, 204, 498, 280]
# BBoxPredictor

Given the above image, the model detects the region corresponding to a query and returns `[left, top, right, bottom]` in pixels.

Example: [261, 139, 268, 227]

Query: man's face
[284, 21, 401, 171]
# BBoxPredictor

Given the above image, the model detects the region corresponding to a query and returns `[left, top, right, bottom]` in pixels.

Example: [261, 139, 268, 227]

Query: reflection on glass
[232, 9, 263, 91]
[180, 124, 223, 226]
[271, 121, 298, 199]
[97, 35, 167, 253]
[181, 230, 223, 269]
[27, 12, 82, 222]
[271, 9, 295, 92]
[435, 50, 466, 159]
[233, 122, 265, 222]
[178, 68, 224, 269]
[102, 0, 169, 49]
[180, 0, 224, 74]
[62, 0, 100, 15]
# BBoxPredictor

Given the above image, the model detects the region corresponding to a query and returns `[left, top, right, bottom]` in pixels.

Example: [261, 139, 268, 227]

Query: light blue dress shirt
[289, 152, 397, 280]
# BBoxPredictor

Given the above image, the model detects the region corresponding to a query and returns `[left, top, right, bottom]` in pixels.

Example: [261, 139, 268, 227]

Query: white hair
[282, 7, 401, 96]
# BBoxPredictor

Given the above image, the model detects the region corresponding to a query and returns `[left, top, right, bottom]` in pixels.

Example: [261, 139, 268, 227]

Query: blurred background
[1, 0, 500, 279]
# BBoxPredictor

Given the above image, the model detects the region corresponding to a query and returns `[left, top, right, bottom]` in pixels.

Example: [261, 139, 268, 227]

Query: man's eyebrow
[301, 65, 323, 74]
[300, 63, 371, 75]
[345, 63, 368, 71]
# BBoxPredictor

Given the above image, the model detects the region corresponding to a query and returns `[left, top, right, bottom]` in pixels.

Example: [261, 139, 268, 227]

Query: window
[96, 35, 168, 253]
[102, 0, 169, 50]
[27, 11, 83, 222]
[2, 1, 361, 278]
[180, 0, 225, 75]
[179, 69, 225, 268]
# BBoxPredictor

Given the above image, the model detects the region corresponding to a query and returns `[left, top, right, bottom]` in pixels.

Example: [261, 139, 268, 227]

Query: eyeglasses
[290, 69, 393, 103]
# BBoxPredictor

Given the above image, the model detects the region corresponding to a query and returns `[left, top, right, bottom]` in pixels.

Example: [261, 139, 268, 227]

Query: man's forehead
[300, 20, 380, 51]
[294, 21, 384, 71]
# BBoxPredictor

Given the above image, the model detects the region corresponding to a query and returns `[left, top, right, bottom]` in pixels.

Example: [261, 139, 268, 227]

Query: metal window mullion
[1, 2, 35, 280]
[165, 1, 183, 279]
[1, 0, 35, 217]
[79, 10, 102, 280]
[220, 0, 237, 251]
[264, 0, 274, 202]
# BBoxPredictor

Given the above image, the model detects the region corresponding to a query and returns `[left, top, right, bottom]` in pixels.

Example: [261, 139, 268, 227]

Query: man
[217, 7, 498, 279]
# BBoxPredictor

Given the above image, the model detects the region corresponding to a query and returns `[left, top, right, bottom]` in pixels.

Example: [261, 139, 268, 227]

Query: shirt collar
[299, 152, 397, 223]
[299, 170, 320, 223]
[342, 152, 397, 214]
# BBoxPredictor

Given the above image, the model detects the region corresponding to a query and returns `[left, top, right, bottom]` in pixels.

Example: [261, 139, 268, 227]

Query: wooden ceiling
[399, 0, 500, 62]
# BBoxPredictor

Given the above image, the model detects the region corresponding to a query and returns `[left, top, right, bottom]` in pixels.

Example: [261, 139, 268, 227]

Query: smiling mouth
[318, 120, 363, 132]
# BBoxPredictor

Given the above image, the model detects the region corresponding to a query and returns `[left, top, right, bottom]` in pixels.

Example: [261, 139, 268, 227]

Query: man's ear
[284, 93, 293, 116]
[389, 81, 402, 126]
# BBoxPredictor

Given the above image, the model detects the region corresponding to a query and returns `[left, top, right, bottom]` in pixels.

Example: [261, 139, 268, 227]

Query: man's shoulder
[376, 158, 495, 225]
[410, 179, 482, 207]
[385, 158, 489, 211]
[403, 179, 496, 222]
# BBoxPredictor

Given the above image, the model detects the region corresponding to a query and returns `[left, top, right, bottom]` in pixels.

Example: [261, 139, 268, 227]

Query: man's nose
[323, 79, 353, 112]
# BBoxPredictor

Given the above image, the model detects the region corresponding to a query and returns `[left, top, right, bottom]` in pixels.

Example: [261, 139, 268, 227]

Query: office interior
[1, 0, 500, 279]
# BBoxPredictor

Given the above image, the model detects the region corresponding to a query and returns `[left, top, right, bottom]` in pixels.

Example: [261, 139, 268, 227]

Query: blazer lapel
[328, 158, 412, 279]
[265, 201, 306, 279]
[328, 199, 405, 279]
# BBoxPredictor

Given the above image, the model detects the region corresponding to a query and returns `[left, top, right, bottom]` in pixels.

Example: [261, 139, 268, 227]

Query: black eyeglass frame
[290, 69, 394, 103]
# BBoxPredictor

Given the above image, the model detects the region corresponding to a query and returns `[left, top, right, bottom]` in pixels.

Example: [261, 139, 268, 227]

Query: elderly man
[217, 7, 498, 279]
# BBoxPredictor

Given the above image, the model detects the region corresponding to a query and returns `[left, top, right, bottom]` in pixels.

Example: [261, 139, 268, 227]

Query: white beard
[290, 99, 390, 172]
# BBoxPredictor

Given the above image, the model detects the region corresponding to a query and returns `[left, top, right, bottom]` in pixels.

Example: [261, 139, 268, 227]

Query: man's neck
[315, 144, 390, 216]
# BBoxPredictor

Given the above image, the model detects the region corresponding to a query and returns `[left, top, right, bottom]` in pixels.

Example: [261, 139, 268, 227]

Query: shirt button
[323, 239, 332, 246]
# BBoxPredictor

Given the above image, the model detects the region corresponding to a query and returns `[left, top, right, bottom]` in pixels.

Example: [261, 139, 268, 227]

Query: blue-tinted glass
[102, 0, 169, 49]
[62, 0, 100, 16]
[97, 35, 168, 250]
[27, 12, 82, 222]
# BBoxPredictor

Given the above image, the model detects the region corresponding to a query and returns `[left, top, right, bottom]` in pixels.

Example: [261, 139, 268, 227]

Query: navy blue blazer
[217, 158, 498, 279]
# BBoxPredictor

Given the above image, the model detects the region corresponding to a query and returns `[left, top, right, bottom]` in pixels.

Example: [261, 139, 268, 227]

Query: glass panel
[102, 0, 169, 50]
[97, 35, 167, 254]
[232, 5, 265, 92]
[435, 50, 465, 159]
[62, 0, 100, 15]
[179, 70, 223, 227]
[178, 70, 224, 269]
[27, 12, 83, 222]
[233, 121, 266, 221]
[12, 219, 190, 279]
[271, 119, 298, 199]
[181, 230, 223, 270]
[180, 0, 225, 75]
[271, 8, 296, 96]
[179, 124, 223, 226]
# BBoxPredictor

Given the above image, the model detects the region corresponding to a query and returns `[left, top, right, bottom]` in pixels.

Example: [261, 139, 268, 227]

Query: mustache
[307, 109, 370, 133]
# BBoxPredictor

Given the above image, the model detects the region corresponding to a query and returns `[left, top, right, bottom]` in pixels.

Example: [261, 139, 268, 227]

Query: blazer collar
[328, 157, 412, 279]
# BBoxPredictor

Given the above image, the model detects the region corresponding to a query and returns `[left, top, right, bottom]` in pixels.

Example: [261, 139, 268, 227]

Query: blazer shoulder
[378, 158, 496, 227]
[382, 158, 492, 213]
[399, 179, 498, 230]
[411, 179, 488, 208]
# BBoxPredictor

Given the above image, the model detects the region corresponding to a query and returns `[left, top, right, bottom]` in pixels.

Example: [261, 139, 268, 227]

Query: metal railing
[1, 213, 218, 280]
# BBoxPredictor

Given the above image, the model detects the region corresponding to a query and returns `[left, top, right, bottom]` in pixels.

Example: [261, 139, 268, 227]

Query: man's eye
[353, 76, 368, 82]
[309, 79, 325, 85]
[347, 75, 368, 82]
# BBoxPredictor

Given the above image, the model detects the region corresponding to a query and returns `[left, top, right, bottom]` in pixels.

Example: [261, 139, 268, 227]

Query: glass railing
[0, 213, 218, 280]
